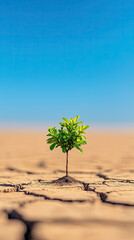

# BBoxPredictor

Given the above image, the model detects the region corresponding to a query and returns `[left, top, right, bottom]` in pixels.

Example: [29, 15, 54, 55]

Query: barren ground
[0, 131, 134, 240]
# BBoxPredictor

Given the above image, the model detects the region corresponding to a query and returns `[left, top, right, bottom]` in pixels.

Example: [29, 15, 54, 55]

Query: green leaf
[70, 118, 74, 124]
[81, 135, 86, 139]
[62, 117, 70, 124]
[80, 126, 83, 131]
[77, 140, 87, 145]
[50, 143, 56, 150]
[82, 125, 90, 130]
[75, 145, 83, 152]
[53, 129, 57, 135]
[76, 121, 83, 125]
[47, 138, 55, 144]
[55, 143, 60, 148]
[59, 122, 65, 126]
[74, 115, 80, 123]
[62, 146, 66, 153]
[47, 133, 51, 136]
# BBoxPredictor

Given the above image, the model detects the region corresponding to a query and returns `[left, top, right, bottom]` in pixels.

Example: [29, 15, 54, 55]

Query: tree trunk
[66, 150, 69, 177]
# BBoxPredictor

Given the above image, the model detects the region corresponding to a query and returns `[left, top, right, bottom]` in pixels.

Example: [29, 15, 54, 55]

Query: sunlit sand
[0, 130, 134, 240]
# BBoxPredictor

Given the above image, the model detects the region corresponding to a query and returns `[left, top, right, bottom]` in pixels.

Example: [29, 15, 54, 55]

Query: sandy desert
[0, 130, 134, 240]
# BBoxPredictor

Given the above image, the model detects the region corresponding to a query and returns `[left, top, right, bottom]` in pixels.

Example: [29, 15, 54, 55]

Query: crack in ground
[6, 167, 45, 175]
[0, 183, 24, 192]
[96, 173, 134, 183]
[4, 208, 134, 240]
[0, 182, 34, 193]
[1, 178, 134, 206]
[23, 190, 95, 203]
[1, 178, 134, 240]
[82, 183, 134, 207]
[5, 166, 134, 184]
[53, 170, 134, 184]
[4, 209, 38, 240]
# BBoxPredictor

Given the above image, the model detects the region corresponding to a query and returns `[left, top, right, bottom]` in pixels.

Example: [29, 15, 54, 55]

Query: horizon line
[0, 121, 134, 132]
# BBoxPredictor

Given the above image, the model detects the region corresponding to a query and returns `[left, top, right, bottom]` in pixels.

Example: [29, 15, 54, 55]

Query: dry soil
[0, 131, 134, 240]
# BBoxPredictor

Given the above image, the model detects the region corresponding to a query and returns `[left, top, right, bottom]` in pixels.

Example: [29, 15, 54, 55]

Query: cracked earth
[0, 131, 134, 240]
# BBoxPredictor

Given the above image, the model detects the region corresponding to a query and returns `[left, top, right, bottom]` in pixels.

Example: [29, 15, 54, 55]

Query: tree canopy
[46, 115, 89, 153]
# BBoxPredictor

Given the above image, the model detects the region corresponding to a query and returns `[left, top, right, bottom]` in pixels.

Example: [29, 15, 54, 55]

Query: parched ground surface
[0, 131, 134, 240]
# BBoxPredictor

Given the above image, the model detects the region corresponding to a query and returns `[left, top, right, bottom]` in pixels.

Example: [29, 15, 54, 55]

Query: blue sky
[0, 0, 134, 127]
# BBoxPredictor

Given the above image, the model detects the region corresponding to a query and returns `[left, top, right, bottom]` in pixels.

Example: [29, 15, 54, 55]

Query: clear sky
[0, 0, 134, 127]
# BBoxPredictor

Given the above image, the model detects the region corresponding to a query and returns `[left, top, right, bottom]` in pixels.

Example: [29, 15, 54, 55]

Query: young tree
[46, 116, 89, 177]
